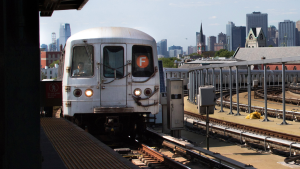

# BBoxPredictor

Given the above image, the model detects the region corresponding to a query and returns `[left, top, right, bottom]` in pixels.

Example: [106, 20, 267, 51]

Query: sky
[40, 0, 300, 51]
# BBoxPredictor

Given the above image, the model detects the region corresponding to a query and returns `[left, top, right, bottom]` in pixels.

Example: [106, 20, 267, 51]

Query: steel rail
[184, 111, 300, 142]
[147, 128, 252, 169]
[139, 144, 191, 169]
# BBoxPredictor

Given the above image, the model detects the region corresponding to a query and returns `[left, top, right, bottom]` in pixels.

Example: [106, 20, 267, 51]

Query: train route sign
[46, 83, 62, 99]
[136, 55, 149, 68]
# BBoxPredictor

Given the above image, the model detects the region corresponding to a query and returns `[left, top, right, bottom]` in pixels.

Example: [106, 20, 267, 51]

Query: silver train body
[58, 27, 159, 134]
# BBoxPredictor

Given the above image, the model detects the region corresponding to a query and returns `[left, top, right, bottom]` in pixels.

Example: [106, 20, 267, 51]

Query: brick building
[41, 51, 61, 68]
[261, 64, 300, 70]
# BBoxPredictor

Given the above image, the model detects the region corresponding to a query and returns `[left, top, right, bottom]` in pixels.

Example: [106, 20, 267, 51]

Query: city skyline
[40, 0, 300, 50]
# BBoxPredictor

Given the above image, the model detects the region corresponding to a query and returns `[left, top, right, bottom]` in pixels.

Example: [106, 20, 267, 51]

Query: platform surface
[185, 93, 300, 136]
[184, 95, 300, 169]
[41, 118, 139, 169]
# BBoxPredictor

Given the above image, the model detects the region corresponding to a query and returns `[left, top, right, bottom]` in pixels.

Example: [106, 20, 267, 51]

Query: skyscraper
[268, 25, 278, 46]
[187, 46, 194, 55]
[49, 32, 57, 51]
[207, 36, 216, 51]
[296, 20, 300, 46]
[226, 21, 235, 51]
[232, 26, 246, 51]
[157, 39, 168, 57]
[246, 12, 268, 41]
[218, 32, 226, 44]
[59, 23, 71, 48]
[41, 44, 48, 51]
[278, 20, 296, 47]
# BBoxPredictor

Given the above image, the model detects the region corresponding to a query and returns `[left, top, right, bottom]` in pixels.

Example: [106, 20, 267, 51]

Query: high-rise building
[187, 46, 194, 55]
[296, 20, 300, 46]
[267, 25, 278, 46]
[226, 21, 235, 51]
[41, 44, 48, 51]
[232, 26, 246, 51]
[59, 23, 71, 48]
[207, 36, 216, 51]
[197, 23, 206, 55]
[49, 32, 57, 51]
[157, 39, 168, 57]
[246, 12, 268, 41]
[218, 32, 226, 44]
[278, 20, 296, 47]
[168, 45, 183, 57]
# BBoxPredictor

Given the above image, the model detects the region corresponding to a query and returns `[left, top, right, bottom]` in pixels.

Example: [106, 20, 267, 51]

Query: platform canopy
[39, 0, 88, 16]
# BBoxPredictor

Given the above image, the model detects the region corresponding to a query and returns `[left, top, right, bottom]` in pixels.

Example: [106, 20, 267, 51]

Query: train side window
[71, 45, 94, 77]
[132, 45, 154, 77]
[103, 46, 124, 78]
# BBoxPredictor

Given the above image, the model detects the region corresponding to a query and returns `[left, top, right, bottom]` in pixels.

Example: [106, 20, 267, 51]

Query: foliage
[158, 57, 181, 68]
[41, 72, 47, 80]
[202, 51, 215, 58]
[268, 45, 273, 47]
[214, 49, 235, 58]
[189, 53, 201, 56]
[49, 60, 60, 68]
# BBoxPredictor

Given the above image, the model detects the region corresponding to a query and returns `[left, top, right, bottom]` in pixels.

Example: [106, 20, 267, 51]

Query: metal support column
[201, 70, 204, 86]
[192, 71, 195, 103]
[248, 65, 252, 113]
[235, 67, 241, 116]
[244, 74, 246, 88]
[228, 67, 234, 115]
[262, 64, 270, 122]
[220, 68, 224, 112]
[188, 72, 191, 101]
[280, 63, 288, 125]
[206, 68, 209, 85]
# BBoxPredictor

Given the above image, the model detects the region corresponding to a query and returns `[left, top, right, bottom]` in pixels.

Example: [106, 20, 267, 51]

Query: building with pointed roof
[245, 27, 267, 48]
[197, 23, 206, 55]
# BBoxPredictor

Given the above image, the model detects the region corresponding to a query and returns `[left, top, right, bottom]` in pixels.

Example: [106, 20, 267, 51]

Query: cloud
[209, 16, 217, 19]
[209, 23, 219, 26]
[169, 1, 221, 7]
[281, 12, 297, 15]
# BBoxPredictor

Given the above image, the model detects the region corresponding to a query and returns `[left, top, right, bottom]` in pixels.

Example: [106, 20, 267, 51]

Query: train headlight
[134, 88, 142, 96]
[85, 89, 93, 97]
[144, 88, 152, 96]
[73, 89, 82, 97]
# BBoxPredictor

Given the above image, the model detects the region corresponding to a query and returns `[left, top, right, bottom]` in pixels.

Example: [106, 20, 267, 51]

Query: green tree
[268, 45, 273, 47]
[158, 57, 181, 68]
[215, 49, 234, 58]
[41, 72, 47, 80]
[189, 53, 201, 56]
[49, 60, 60, 68]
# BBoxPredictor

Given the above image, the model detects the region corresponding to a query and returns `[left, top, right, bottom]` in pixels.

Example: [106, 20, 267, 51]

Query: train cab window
[71, 45, 94, 77]
[103, 46, 124, 78]
[132, 45, 154, 77]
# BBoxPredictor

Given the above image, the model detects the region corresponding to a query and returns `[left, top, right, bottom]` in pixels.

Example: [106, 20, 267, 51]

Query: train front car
[62, 27, 159, 137]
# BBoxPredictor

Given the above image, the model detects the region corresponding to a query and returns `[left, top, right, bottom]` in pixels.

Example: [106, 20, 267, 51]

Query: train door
[100, 44, 127, 107]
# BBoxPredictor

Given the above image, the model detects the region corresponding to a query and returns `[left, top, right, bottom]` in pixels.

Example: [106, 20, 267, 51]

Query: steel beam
[228, 67, 234, 115]
[235, 67, 241, 116]
[262, 64, 270, 122]
[220, 68, 224, 112]
[280, 63, 288, 125]
[248, 65, 252, 113]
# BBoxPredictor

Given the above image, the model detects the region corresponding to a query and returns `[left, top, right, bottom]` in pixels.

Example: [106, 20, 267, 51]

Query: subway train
[57, 27, 160, 137]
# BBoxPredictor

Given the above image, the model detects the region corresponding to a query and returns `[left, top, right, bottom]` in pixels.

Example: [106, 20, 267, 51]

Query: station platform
[184, 95, 300, 169]
[184, 94, 300, 136]
[41, 118, 139, 169]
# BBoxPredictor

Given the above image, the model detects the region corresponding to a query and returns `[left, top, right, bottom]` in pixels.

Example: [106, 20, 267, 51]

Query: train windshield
[71, 45, 94, 77]
[103, 46, 124, 78]
[132, 45, 154, 77]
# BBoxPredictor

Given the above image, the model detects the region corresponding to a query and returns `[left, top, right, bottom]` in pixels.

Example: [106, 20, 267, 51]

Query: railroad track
[184, 111, 300, 156]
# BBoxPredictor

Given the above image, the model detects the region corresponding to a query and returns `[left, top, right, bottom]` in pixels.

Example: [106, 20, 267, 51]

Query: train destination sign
[136, 55, 149, 68]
